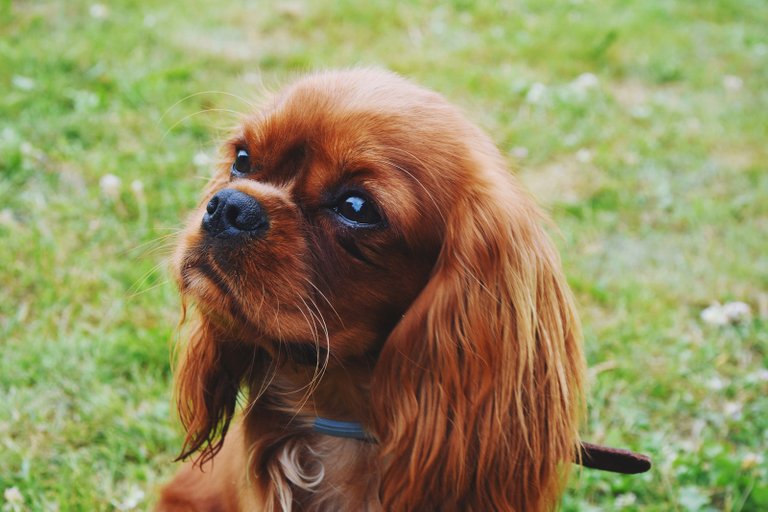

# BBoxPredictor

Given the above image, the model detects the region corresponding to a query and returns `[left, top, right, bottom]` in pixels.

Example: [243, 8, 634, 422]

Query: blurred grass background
[1, 0, 766, 510]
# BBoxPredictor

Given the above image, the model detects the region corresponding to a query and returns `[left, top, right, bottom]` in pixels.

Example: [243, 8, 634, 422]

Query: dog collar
[312, 417, 651, 474]
[312, 417, 374, 442]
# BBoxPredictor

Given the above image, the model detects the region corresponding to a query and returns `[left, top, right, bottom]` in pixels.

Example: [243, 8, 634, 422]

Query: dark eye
[231, 148, 251, 175]
[332, 193, 382, 226]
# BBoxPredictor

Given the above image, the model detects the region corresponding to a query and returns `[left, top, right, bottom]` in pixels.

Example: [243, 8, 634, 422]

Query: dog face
[173, 70, 466, 361]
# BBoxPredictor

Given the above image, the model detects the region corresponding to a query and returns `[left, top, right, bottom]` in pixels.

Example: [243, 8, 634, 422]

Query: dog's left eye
[231, 149, 251, 175]
[332, 193, 382, 226]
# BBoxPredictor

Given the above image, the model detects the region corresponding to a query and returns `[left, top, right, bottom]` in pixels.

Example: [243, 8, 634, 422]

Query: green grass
[1, 0, 766, 509]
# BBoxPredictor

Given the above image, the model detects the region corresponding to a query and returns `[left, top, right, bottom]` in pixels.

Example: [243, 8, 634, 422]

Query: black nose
[202, 188, 269, 238]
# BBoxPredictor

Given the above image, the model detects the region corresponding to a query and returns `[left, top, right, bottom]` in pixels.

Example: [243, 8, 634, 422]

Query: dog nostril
[206, 196, 219, 215]
[224, 202, 244, 229]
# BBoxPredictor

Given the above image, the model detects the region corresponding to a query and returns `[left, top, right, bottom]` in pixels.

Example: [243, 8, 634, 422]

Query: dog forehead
[236, 70, 484, 226]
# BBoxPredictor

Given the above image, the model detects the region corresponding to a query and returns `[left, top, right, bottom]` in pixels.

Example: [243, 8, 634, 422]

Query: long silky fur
[371, 148, 585, 511]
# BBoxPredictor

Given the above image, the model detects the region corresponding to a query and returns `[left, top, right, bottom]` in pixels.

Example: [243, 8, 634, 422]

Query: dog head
[173, 69, 584, 510]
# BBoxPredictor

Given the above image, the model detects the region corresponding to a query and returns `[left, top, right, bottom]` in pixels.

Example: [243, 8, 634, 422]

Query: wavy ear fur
[174, 311, 254, 465]
[372, 160, 585, 511]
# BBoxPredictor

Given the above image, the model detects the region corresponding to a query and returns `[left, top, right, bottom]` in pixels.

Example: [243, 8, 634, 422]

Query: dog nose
[202, 188, 269, 237]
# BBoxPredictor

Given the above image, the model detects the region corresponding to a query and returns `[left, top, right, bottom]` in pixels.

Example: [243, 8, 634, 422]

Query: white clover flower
[630, 105, 651, 119]
[571, 72, 599, 93]
[741, 452, 764, 470]
[724, 401, 742, 420]
[89, 4, 109, 19]
[615, 492, 637, 508]
[130, 179, 144, 196]
[722, 301, 750, 322]
[11, 75, 36, 91]
[575, 148, 593, 163]
[99, 174, 122, 200]
[722, 75, 743, 92]
[706, 376, 726, 391]
[563, 133, 579, 147]
[525, 82, 547, 104]
[700, 303, 729, 325]
[3, 486, 24, 505]
[143, 14, 157, 27]
[113, 487, 144, 511]
[193, 151, 213, 167]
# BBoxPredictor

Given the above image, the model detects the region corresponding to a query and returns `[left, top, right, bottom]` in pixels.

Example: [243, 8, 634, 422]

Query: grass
[1, 0, 766, 509]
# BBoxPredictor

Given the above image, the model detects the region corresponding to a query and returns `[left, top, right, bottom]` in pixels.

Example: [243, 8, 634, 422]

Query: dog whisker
[159, 90, 254, 125]
[161, 108, 246, 141]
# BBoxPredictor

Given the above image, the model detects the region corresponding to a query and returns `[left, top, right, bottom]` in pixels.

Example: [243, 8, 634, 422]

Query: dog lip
[179, 257, 257, 332]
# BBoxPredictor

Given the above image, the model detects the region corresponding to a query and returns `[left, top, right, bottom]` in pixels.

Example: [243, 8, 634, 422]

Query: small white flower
[629, 105, 651, 119]
[130, 179, 144, 196]
[113, 487, 144, 511]
[20, 142, 46, 165]
[1, 127, 18, 143]
[0, 209, 14, 226]
[575, 148, 593, 163]
[686, 118, 702, 131]
[510, 146, 529, 160]
[722, 301, 750, 323]
[724, 401, 742, 420]
[700, 303, 729, 325]
[722, 75, 743, 92]
[89, 3, 109, 19]
[615, 492, 637, 508]
[525, 82, 547, 104]
[622, 152, 640, 165]
[193, 151, 212, 167]
[741, 452, 764, 470]
[3, 486, 23, 505]
[11, 75, 36, 91]
[571, 72, 599, 92]
[99, 174, 122, 200]
[563, 133, 579, 147]
[706, 376, 726, 391]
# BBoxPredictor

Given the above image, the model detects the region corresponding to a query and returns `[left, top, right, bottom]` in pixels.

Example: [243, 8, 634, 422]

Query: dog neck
[267, 356, 374, 419]
[242, 356, 381, 510]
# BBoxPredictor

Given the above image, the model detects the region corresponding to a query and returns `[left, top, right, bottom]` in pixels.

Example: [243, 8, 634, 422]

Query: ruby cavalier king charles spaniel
[157, 69, 586, 511]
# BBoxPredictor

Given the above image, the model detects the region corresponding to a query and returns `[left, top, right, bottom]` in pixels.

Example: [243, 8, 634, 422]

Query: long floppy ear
[372, 167, 585, 511]
[173, 310, 253, 465]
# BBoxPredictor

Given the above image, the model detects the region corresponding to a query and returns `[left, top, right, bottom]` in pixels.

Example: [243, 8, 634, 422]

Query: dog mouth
[179, 252, 330, 358]
[178, 253, 255, 327]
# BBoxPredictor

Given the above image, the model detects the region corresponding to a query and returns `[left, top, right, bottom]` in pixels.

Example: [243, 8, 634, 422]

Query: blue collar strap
[312, 417, 374, 442]
[311, 418, 650, 474]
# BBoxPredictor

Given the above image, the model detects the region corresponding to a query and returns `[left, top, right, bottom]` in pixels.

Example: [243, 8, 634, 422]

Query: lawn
[1, 0, 766, 510]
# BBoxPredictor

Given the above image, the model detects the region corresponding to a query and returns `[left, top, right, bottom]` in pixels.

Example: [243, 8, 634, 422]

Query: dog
[157, 69, 585, 511]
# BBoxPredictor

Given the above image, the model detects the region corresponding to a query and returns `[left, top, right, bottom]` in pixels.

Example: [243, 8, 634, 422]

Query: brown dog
[158, 69, 585, 511]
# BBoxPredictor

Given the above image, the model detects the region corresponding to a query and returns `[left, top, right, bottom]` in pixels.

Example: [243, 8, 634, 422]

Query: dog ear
[371, 168, 585, 511]
[173, 312, 252, 466]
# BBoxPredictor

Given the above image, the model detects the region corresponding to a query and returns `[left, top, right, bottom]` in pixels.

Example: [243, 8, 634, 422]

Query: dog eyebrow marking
[279, 142, 308, 173]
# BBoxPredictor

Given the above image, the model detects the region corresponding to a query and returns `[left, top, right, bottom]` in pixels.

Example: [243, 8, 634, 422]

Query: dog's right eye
[231, 149, 251, 175]
[332, 192, 383, 226]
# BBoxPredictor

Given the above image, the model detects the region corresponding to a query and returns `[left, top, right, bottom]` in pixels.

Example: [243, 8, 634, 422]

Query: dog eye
[333, 193, 382, 226]
[231, 149, 251, 175]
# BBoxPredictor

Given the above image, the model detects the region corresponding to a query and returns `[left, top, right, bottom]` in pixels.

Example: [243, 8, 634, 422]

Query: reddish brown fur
[157, 69, 585, 511]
